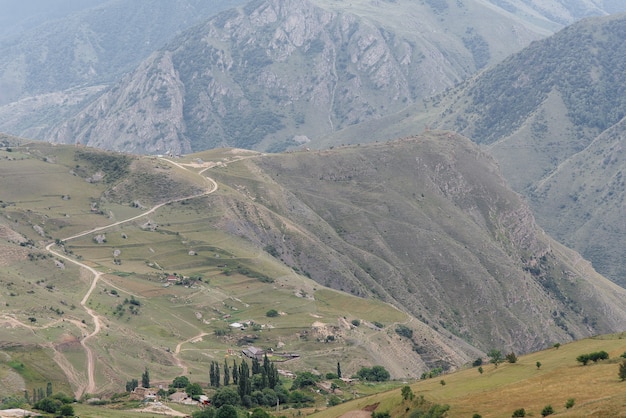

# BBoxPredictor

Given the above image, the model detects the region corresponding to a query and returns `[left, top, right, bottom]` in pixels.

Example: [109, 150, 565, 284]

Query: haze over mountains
[1, 0, 623, 151]
[3, 0, 626, 403]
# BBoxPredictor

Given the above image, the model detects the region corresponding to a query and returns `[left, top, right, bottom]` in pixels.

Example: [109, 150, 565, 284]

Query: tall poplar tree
[223, 358, 230, 386]
[232, 359, 239, 384]
[142, 367, 150, 388]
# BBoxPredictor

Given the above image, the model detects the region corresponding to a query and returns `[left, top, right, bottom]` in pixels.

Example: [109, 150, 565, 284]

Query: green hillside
[311, 332, 626, 418]
[2, 133, 626, 416]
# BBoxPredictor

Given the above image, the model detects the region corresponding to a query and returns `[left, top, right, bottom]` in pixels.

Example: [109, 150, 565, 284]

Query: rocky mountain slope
[0, 0, 247, 138]
[205, 131, 626, 354]
[41, 0, 620, 154]
[431, 13, 626, 287]
[321, 13, 626, 288]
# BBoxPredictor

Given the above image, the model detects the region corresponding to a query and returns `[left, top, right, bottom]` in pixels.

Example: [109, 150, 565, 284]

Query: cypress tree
[252, 357, 261, 375]
[337, 362, 342, 378]
[215, 362, 221, 388]
[269, 363, 279, 389]
[238, 361, 251, 398]
[141, 367, 150, 388]
[210, 362, 215, 386]
[232, 359, 239, 384]
[46, 382, 52, 397]
[224, 358, 230, 386]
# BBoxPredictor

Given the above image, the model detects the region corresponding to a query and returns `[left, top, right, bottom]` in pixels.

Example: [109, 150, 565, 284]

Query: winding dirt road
[43, 158, 218, 397]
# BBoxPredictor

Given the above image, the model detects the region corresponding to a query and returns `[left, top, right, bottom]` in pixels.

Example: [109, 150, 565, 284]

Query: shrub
[472, 358, 483, 367]
[351, 319, 360, 327]
[172, 376, 190, 388]
[356, 365, 390, 382]
[512, 408, 526, 417]
[59, 404, 74, 417]
[565, 398, 575, 409]
[395, 324, 413, 338]
[506, 352, 518, 363]
[576, 353, 590, 365]
[265, 309, 279, 317]
[619, 360, 626, 381]
[590, 350, 609, 362]
[291, 371, 320, 389]
[541, 405, 554, 416]
[487, 349, 503, 367]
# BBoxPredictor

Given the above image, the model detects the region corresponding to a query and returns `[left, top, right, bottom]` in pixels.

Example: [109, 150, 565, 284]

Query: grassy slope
[312, 333, 626, 418]
[0, 140, 423, 400]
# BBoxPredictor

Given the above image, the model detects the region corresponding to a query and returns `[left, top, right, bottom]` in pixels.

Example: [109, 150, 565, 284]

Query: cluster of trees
[576, 351, 609, 365]
[356, 365, 390, 382]
[126, 367, 150, 392]
[25, 382, 53, 404]
[32, 392, 75, 416]
[511, 404, 555, 417]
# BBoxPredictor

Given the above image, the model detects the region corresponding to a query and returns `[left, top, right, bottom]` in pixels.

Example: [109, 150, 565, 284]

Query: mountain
[0, 0, 248, 138]
[319, 13, 626, 288]
[429, 13, 626, 287]
[3, 131, 626, 395]
[210, 131, 626, 355]
[40, 0, 624, 154]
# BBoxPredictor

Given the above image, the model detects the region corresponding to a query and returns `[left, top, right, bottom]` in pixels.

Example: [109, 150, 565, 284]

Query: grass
[310, 333, 626, 417]
[3, 139, 626, 418]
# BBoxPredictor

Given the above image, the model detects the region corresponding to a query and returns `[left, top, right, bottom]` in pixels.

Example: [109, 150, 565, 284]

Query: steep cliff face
[207, 132, 626, 354]
[45, 0, 550, 154]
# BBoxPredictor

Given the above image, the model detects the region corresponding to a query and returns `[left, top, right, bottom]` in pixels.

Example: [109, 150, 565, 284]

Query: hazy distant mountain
[0, 0, 108, 39]
[0, 0, 248, 105]
[40, 0, 564, 154]
[432, 14, 626, 287]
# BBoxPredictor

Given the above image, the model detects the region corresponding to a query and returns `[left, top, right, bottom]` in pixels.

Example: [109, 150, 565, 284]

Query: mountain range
[3, 0, 624, 152]
[3, 0, 626, 404]
[325, 12, 626, 287]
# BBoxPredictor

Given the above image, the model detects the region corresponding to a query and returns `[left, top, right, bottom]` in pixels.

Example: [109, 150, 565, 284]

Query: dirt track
[41, 158, 219, 397]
